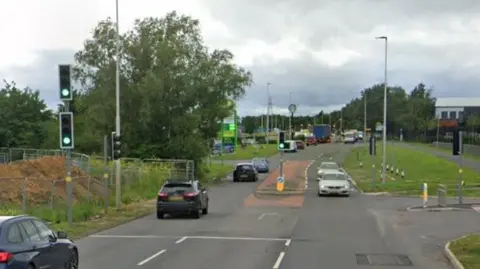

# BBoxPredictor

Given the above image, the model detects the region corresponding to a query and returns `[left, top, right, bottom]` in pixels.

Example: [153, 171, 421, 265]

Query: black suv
[157, 180, 209, 219]
[233, 163, 259, 182]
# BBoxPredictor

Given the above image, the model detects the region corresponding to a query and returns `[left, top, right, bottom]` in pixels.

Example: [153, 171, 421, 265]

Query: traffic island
[254, 161, 311, 195]
[446, 234, 480, 269]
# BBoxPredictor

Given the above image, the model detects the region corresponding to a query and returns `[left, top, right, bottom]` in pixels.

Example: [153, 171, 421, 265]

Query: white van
[285, 140, 297, 152]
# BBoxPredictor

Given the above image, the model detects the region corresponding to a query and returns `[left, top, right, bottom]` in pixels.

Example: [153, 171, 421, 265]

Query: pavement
[77, 143, 480, 269]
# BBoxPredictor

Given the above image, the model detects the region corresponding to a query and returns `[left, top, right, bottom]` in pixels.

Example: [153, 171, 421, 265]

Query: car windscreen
[237, 165, 253, 171]
[252, 160, 265, 166]
[162, 183, 193, 194]
[322, 174, 346, 181]
[320, 163, 338, 169]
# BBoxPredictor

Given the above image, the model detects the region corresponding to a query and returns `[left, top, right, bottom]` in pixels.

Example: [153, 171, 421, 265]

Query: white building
[435, 97, 480, 120]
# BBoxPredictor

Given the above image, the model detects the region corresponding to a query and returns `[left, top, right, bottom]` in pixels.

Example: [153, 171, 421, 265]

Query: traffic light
[113, 134, 122, 160]
[278, 131, 286, 150]
[59, 65, 72, 101]
[59, 112, 74, 149]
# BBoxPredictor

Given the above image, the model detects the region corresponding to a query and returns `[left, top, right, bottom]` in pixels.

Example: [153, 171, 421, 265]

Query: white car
[318, 171, 351, 196]
[317, 161, 340, 180]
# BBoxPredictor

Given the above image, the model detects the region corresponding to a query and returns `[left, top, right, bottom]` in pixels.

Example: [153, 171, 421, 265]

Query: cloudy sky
[1, 0, 480, 116]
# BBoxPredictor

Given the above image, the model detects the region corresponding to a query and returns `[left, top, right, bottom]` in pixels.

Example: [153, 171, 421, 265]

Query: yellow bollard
[277, 176, 285, 192]
[422, 183, 428, 208]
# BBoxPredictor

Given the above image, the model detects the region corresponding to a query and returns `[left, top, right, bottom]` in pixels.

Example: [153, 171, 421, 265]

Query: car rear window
[237, 165, 253, 170]
[162, 183, 193, 194]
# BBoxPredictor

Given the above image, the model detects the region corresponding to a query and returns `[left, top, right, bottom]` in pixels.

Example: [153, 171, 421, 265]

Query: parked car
[0, 215, 78, 269]
[233, 163, 259, 182]
[157, 180, 209, 219]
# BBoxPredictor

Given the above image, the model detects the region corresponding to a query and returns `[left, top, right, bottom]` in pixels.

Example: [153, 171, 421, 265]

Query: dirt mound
[0, 156, 105, 205]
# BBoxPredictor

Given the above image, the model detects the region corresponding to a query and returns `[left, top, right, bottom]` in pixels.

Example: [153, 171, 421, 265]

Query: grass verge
[408, 142, 480, 161]
[212, 144, 278, 160]
[0, 162, 232, 238]
[449, 234, 480, 269]
[343, 144, 480, 196]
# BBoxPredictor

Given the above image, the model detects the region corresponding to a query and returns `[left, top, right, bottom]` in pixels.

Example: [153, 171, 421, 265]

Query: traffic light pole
[279, 151, 284, 178]
[114, 0, 122, 209]
[64, 101, 73, 225]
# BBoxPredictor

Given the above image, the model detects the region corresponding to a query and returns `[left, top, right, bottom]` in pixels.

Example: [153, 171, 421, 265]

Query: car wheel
[156, 211, 164, 219]
[192, 209, 201, 219]
[233, 177, 238, 182]
[68, 249, 79, 269]
[28, 264, 35, 269]
[317, 192, 322, 197]
[202, 206, 208, 215]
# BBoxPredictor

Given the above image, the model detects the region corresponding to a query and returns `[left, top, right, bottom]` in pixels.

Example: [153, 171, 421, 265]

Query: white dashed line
[273, 252, 286, 268]
[285, 239, 291, 246]
[137, 249, 167, 266]
[304, 160, 315, 190]
[175, 236, 188, 244]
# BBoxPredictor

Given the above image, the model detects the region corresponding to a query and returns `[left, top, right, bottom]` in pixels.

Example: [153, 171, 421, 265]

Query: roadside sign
[288, 104, 297, 114]
[276, 176, 285, 192]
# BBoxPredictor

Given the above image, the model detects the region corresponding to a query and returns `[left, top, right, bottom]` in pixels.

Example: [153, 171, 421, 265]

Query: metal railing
[437, 182, 480, 206]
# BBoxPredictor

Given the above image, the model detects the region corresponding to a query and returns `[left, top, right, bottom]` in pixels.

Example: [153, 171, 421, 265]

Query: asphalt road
[76, 143, 480, 269]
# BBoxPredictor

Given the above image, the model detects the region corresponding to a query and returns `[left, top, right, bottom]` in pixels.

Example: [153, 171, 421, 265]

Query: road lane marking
[273, 252, 285, 268]
[304, 160, 315, 190]
[137, 249, 166, 266]
[175, 236, 188, 244]
[90, 234, 178, 239]
[285, 239, 291, 246]
[258, 212, 280, 220]
[90, 234, 290, 242]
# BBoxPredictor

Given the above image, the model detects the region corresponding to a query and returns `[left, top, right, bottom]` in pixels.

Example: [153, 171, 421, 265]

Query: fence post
[422, 183, 428, 208]
[50, 180, 57, 209]
[87, 176, 92, 202]
[22, 178, 28, 212]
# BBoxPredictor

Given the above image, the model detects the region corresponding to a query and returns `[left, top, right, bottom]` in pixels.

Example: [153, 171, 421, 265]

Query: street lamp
[376, 35, 388, 184]
[115, 0, 122, 207]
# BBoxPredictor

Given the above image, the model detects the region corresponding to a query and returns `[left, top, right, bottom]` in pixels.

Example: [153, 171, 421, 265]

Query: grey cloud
[2, 49, 76, 108]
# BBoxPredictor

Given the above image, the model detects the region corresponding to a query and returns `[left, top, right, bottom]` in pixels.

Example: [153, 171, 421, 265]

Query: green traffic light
[61, 89, 70, 96]
[279, 143, 284, 149]
[63, 137, 71, 145]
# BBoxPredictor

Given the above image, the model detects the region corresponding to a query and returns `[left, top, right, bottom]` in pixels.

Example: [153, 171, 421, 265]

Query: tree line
[0, 11, 253, 164]
[242, 83, 480, 142]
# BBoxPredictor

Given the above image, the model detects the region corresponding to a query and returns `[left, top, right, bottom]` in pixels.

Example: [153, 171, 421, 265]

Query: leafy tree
[0, 81, 53, 148]
[71, 11, 252, 161]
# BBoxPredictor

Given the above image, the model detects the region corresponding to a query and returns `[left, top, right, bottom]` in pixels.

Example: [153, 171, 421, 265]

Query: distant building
[435, 97, 480, 120]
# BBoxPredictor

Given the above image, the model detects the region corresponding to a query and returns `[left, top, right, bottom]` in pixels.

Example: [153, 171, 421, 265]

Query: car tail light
[158, 192, 168, 198]
[0, 252, 13, 263]
[183, 192, 197, 198]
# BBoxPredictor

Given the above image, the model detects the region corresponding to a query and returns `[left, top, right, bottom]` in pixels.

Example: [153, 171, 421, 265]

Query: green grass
[449, 234, 480, 269]
[408, 142, 480, 161]
[0, 161, 233, 238]
[212, 144, 278, 160]
[344, 144, 480, 196]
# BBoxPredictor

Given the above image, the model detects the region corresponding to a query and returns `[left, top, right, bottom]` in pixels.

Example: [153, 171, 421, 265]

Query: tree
[0, 81, 53, 148]
[72, 11, 252, 161]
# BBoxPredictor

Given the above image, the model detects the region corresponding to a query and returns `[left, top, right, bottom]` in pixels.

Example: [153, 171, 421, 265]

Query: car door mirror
[56, 231, 68, 239]
[47, 235, 57, 242]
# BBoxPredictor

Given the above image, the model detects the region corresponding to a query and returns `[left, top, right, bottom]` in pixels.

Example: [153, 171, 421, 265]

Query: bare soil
[0, 156, 105, 205]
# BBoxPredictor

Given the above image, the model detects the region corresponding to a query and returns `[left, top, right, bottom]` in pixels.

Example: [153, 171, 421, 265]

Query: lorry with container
[313, 124, 331, 144]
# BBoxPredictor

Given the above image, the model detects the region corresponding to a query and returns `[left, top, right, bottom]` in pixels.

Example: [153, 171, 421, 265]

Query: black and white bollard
[401, 169, 405, 179]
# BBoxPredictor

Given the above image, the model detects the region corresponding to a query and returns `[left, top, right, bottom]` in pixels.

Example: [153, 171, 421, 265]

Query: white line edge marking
[285, 239, 291, 246]
[137, 249, 166, 266]
[90, 234, 289, 242]
[175, 236, 188, 244]
[273, 252, 286, 268]
[258, 213, 265, 220]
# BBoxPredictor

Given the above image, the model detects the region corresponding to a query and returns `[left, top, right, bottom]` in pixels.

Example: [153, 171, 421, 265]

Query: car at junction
[157, 180, 209, 219]
[317, 171, 351, 196]
[233, 163, 259, 182]
[317, 161, 340, 180]
[251, 158, 269, 173]
[0, 215, 78, 269]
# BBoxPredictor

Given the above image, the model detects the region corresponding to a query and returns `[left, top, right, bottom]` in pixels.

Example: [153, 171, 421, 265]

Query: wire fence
[0, 147, 196, 223]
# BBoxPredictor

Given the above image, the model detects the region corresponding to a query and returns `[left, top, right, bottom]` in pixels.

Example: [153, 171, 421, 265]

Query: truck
[313, 124, 331, 144]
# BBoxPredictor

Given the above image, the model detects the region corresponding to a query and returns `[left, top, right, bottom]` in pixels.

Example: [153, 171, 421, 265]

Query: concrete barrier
[433, 142, 480, 156]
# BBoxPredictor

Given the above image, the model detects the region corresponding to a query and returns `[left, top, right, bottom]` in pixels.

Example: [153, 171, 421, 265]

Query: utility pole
[114, 0, 122, 207]
[364, 91, 367, 135]
[266, 82, 272, 133]
[376, 35, 388, 184]
[340, 108, 343, 132]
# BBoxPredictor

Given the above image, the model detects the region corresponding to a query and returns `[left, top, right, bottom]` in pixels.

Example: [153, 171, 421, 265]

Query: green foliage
[0, 12, 253, 164]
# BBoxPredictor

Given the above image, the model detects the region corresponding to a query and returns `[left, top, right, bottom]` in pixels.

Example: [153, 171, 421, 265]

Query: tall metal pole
[65, 101, 73, 225]
[266, 82, 271, 133]
[289, 92, 292, 139]
[364, 91, 367, 134]
[114, 0, 122, 208]
[340, 109, 343, 132]
[376, 36, 388, 184]
[436, 117, 440, 147]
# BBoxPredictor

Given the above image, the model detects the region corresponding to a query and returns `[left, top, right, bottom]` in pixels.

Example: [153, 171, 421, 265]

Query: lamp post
[376, 35, 388, 184]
